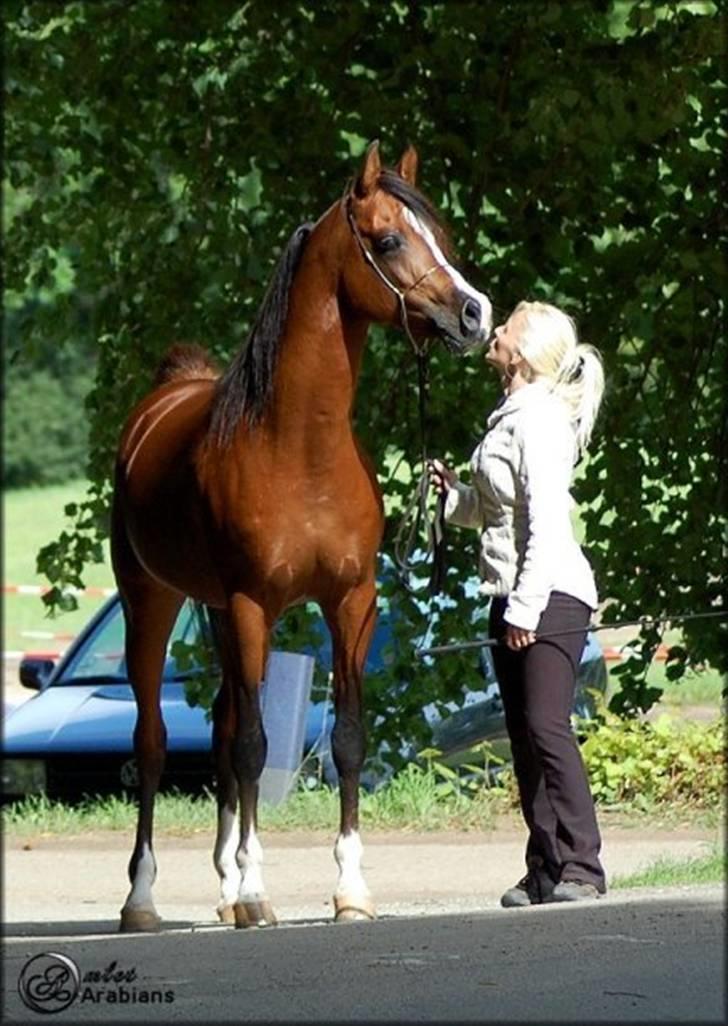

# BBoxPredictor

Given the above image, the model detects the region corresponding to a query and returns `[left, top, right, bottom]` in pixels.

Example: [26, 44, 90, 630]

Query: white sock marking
[334, 830, 370, 900]
[237, 825, 267, 902]
[213, 807, 241, 909]
[123, 843, 157, 913]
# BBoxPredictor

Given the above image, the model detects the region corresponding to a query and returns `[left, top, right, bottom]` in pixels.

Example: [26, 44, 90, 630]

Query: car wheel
[120, 758, 139, 789]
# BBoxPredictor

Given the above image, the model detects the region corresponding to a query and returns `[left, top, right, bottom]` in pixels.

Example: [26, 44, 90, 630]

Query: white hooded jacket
[443, 380, 598, 631]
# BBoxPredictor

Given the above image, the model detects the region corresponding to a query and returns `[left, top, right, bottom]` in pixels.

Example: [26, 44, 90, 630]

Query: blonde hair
[512, 300, 604, 454]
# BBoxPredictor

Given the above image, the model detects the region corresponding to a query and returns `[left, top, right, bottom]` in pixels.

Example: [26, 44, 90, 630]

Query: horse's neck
[264, 216, 368, 447]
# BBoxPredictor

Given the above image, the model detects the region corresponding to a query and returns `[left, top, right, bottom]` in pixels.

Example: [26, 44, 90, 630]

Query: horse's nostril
[461, 297, 482, 334]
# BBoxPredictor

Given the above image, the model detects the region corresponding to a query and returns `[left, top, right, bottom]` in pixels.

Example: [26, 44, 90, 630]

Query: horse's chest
[246, 496, 380, 597]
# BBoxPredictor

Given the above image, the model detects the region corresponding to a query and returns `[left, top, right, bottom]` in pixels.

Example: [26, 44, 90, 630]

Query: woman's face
[485, 310, 525, 373]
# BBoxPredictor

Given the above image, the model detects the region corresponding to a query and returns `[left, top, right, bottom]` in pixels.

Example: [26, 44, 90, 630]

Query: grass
[2, 791, 217, 837]
[3, 481, 115, 653]
[2, 756, 721, 841]
[607, 660, 725, 712]
[650, 664, 725, 708]
[2, 767, 512, 838]
[612, 846, 725, 889]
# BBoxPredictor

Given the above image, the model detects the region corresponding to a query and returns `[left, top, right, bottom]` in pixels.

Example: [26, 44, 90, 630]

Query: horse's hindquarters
[113, 380, 226, 607]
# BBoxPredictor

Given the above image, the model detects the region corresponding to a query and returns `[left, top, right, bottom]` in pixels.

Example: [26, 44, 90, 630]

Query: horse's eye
[373, 234, 402, 255]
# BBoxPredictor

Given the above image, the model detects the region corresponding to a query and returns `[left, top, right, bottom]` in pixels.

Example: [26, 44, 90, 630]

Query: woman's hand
[505, 624, 536, 650]
[427, 458, 457, 495]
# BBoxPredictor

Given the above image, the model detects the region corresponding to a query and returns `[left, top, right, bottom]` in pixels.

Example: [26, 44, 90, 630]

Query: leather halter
[345, 194, 447, 356]
[344, 190, 450, 596]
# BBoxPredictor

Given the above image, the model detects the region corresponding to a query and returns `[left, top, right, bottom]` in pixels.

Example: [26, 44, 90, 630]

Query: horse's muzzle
[460, 297, 484, 338]
[457, 291, 492, 352]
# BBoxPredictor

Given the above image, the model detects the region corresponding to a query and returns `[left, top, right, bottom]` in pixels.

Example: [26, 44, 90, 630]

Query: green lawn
[612, 847, 724, 889]
[607, 660, 725, 711]
[3, 482, 114, 654]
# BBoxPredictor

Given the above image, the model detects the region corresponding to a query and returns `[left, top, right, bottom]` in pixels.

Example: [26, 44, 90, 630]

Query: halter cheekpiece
[345, 193, 446, 356]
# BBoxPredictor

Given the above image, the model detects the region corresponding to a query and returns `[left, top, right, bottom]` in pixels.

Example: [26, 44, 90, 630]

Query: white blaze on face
[403, 208, 493, 335]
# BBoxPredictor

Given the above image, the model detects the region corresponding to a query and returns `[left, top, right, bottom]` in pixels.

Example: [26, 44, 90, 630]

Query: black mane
[209, 222, 313, 444]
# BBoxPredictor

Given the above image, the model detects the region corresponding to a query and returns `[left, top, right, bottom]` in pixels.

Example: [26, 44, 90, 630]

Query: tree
[4, 0, 726, 752]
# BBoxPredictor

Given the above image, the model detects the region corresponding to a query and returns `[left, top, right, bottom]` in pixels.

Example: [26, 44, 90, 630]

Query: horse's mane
[209, 222, 313, 444]
[210, 171, 450, 445]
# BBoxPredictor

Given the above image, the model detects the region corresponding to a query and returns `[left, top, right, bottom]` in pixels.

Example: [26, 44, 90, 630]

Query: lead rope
[392, 350, 448, 600]
[415, 609, 728, 658]
[344, 191, 448, 601]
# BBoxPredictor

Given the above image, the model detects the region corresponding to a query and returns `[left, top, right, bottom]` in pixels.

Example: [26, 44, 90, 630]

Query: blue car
[2, 591, 607, 800]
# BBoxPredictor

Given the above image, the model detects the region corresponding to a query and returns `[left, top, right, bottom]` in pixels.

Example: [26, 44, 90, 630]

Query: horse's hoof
[333, 894, 376, 923]
[217, 904, 236, 925]
[234, 899, 278, 928]
[119, 907, 162, 933]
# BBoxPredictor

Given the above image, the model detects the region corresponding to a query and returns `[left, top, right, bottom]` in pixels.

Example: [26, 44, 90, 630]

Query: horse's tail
[153, 342, 221, 386]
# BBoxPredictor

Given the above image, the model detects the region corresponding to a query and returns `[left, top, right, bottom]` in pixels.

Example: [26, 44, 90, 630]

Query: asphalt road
[2, 886, 724, 1023]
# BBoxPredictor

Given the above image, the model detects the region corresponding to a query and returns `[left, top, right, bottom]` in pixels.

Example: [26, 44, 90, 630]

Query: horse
[112, 140, 492, 932]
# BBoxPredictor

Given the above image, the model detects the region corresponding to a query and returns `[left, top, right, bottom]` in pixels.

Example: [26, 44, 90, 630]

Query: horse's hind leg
[216, 595, 276, 928]
[118, 581, 183, 933]
[208, 609, 241, 924]
[325, 579, 378, 923]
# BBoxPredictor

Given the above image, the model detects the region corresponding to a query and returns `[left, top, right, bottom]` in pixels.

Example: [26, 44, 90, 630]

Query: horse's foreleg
[224, 594, 276, 928]
[326, 581, 378, 922]
[118, 586, 182, 933]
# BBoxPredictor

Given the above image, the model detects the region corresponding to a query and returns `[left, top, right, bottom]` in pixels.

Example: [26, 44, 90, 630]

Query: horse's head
[341, 141, 492, 354]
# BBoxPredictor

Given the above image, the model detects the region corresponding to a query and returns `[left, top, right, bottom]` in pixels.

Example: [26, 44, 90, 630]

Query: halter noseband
[345, 194, 446, 356]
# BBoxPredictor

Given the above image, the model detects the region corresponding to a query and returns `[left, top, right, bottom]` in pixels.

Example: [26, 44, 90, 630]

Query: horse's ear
[396, 144, 418, 186]
[354, 139, 382, 198]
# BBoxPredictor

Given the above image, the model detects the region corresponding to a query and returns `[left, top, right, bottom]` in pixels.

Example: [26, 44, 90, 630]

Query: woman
[428, 300, 606, 905]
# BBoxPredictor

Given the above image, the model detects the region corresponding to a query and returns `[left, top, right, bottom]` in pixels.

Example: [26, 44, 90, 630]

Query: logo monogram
[18, 952, 81, 1014]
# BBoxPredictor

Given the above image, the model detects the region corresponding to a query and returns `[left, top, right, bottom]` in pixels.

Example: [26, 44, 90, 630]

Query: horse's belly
[127, 505, 226, 607]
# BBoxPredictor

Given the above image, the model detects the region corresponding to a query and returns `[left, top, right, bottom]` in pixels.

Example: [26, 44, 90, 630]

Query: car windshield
[55, 600, 206, 684]
[52, 591, 396, 691]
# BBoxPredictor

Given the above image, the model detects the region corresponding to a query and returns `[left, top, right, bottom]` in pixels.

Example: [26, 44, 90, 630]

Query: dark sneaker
[500, 868, 556, 908]
[551, 880, 601, 902]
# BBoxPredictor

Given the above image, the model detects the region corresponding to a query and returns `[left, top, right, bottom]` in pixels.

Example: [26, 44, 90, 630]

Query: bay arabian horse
[112, 141, 492, 932]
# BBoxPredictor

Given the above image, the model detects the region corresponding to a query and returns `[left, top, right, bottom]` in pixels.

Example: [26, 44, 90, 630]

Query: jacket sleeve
[504, 406, 575, 631]
[443, 480, 483, 529]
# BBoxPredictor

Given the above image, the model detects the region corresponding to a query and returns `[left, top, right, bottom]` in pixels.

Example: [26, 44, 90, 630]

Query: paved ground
[3, 709, 724, 1023]
[4, 652, 724, 1021]
[3, 818, 721, 931]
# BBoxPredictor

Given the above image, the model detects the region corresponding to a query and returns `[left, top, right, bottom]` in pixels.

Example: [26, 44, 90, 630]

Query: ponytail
[553, 343, 605, 455]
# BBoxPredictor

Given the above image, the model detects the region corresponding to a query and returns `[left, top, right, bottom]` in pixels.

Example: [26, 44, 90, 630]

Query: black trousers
[490, 591, 606, 892]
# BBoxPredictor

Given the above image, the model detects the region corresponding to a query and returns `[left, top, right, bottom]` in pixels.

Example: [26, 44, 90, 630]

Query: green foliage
[577, 704, 725, 808]
[3, 363, 94, 487]
[5, 0, 726, 736]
